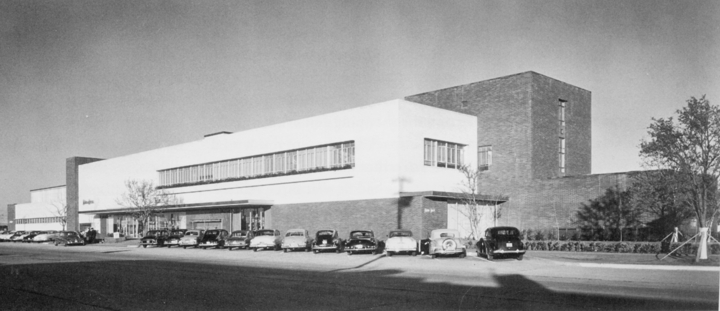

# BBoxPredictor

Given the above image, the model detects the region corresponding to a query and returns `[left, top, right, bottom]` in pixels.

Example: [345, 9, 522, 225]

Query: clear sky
[1, 0, 718, 207]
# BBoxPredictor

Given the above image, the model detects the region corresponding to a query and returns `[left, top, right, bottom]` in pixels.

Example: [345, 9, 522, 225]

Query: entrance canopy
[400, 191, 508, 204]
[79, 199, 274, 215]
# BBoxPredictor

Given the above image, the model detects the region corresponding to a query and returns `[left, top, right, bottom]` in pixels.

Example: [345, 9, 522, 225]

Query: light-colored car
[0, 231, 22, 242]
[15, 231, 41, 243]
[54, 231, 86, 247]
[32, 230, 59, 243]
[226, 230, 254, 251]
[179, 229, 205, 249]
[249, 229, 282, 251]
[428, 229, 467, 258]
[281, 229, 312, 252]
[384, 230, 418, 256]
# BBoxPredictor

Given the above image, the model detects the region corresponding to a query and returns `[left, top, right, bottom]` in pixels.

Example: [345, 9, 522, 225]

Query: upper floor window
[424, 139, 464, 169]
[478, 145, 492, 170]
[559, 100, 567, 174]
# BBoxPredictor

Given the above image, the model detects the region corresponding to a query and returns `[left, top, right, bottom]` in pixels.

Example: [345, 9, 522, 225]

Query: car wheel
[143, 245, 147, 248]
[284, 248, 289, 253]
[183, 246, 187, 249]
[313, 250, 319, 254]
[459, 251, 467, 258]
[253, 248, 257, 252]
[64, 243, 68, 247]
[411, 251, 417, 256]
[516, 254, 524, 261]
[54, 242, 58, 247]
[335, 248, 341, 254]
[386, 251, 393, 257]
[431, 253, 437, 259]
[347, 251, 353, 256]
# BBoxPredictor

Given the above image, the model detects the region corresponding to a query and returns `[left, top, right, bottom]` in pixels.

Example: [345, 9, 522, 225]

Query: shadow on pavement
[0, 258, 716, 310]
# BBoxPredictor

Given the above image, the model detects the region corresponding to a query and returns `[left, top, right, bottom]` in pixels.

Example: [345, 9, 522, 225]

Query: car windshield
[148, 231, 167, 237]
[350, 231, 373, 238]
[495, 229, 519, 237]
[205, 230, 220, 236]
[185, 231, 200, 236]
[285, 231, 304, 237]
[171, 230, 185, 236]
[440, 232, 456, 238]
[231, 232, 248, 237]
[389, 231, 412, 238]
[256, 230, 275, 236]
[63, 232, 78, 237]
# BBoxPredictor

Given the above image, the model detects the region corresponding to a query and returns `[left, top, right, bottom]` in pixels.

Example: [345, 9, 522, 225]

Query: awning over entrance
[79, 199, 274, 215]
[400, 191, 508, 204]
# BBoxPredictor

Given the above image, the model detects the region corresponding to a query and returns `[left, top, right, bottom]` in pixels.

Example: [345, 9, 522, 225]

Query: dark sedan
[226, 230, 254, 251]
[140, 230, 170, 248]
[344, 230, 381, 255]
[164, 229, 187, 248]
[312, 229, 343, 254]
[198, 229, 229, 249]
[54, 231, 85, 247]
[476, 226, 525, 260]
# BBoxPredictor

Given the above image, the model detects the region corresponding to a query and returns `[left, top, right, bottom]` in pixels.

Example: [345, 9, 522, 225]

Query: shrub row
[522, 240, 720, 255]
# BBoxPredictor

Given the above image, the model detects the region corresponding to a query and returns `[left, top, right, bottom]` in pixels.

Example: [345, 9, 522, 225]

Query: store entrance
[242, 207, 266, 231]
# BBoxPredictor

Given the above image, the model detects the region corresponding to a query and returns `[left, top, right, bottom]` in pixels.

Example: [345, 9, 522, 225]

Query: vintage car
[198, 229, 229, 249]
[249, 229, 282, 251]
[54, 231, 85, 246]
[15, 231, 41, 243]
[179, 229, 205, 249]
[281, 229, 312, 252]
[476, 226, 526, 260]
[345, 230, 380, 255]
[0, 231, 20, 242]
[226, 230, 255, 251]
[384, 230, 418, 256]
[428, 229, 467, 258]
[312, 229, 343, 254]
[164, 229, 188, 248]
[7, 231, 26, 242]
[21, 231, 45, 243]
[32, 230, 59, 243]
[140, 229, 171, 248]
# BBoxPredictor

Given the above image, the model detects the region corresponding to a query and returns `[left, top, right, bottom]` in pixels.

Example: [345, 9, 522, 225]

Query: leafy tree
[115, 179, 181, 236]
[575, 187, 642, 241]
[639, 96, 720, 230]
[630, 170, 695, 238]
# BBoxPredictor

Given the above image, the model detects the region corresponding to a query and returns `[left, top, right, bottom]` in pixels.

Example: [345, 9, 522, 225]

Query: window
[478, 145, 492, 170]
[423, 139, 464, 169]
[559, 100, 567, 174]
[158, 141, 355, 187]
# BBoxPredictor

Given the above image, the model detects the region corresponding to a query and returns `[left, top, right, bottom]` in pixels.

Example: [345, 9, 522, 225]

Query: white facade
[14, 186, 91, 231]
[78, 99, 478, 216]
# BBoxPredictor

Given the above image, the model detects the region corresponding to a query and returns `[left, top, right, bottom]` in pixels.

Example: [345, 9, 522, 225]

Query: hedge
[521, 240, 720, 255]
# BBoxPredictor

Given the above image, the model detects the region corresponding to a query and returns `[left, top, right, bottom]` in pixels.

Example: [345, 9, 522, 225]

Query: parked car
[7, 231, 26, 242]
[32, 230, 59, 243]
[179, 229, 205, 249]
[312, 229, 343, 254]
[54, 231, 85, 246]
[226, 230, 255, 251]
[164, 229, 188, 248]
[198, 229, 229, 249]
[281, 229, 312, 252]
[141, 229, 170, 248]
[427, 229, 466, 258]
[22, 231, 45, 243]
[476, 226, 525, 260]
[15, 231, 40, 243]
[345, 230, 381, 255]
[384, 230, 418, 256]
[249, 229, 282, 251]
[0, 231, 20, 242]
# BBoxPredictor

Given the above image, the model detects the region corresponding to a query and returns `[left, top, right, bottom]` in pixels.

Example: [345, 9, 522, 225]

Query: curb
[574, 262, 719, 271]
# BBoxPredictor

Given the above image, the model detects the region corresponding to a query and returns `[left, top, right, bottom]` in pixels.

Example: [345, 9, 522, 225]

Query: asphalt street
[0, 243, 717, 310]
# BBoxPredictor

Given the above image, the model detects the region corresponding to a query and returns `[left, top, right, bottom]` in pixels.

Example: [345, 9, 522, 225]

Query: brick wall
[66, 157, 104, 231]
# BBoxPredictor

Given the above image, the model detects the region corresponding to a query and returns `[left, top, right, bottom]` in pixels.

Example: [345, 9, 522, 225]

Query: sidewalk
[528, 250, 720, 271]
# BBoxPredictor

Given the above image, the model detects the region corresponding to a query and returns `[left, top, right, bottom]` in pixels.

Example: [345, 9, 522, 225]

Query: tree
[456, 165, 505, 240]
[575, 187, 642, 241]
[639, 96, 720, 260]
[630, 170, 695, 238]
[115, 179, 181, 236]
[49, 193, 68, 230]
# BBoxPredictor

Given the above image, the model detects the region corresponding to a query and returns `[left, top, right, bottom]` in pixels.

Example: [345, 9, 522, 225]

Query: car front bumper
[490, 249, 526, 255]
